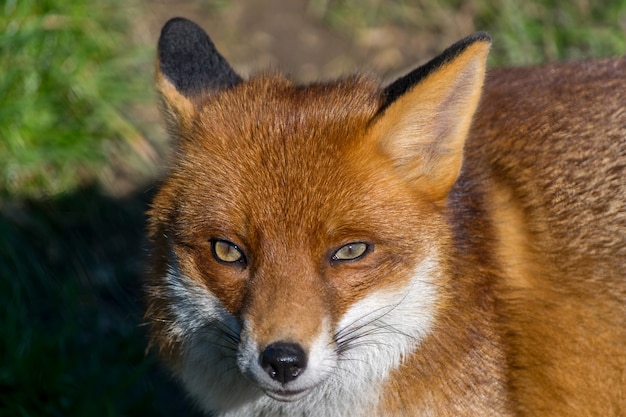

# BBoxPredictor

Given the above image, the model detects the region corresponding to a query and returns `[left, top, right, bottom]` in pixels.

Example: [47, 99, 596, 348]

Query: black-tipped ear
[369, 33, 491, 201]
[158, 17, 241, 97]
[381, 32, 491, 111]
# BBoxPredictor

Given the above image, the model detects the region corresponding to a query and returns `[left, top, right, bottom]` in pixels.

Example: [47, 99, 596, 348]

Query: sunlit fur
[165, 252, 440, 416]
[146, 17, 626, 417]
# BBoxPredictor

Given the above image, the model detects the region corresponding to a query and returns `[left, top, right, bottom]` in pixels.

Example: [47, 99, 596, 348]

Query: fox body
[145, 18, 626, 416]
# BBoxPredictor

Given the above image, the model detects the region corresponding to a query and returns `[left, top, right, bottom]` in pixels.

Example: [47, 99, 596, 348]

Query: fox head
[146, 17, 490, 415]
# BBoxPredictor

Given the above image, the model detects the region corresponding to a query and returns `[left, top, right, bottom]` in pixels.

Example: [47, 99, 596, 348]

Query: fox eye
[331, 242, 371, 262]
[211, 239, 246, 266]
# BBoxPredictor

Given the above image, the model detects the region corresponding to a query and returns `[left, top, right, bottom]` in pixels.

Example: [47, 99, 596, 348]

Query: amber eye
[331, 242, 371, 262]
[211, 239, 246, 266]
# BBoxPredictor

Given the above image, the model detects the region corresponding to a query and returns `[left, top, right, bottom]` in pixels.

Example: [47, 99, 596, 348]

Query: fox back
[145, 18, 626, 416]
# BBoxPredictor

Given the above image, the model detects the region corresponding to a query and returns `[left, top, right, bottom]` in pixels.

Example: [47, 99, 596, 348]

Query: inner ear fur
[372, 33, 491, 201]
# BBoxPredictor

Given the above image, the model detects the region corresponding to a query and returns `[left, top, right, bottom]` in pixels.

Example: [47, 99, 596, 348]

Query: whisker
[334, 287, 418, 342]
[334, 302, 401, 341]
[333, 279, 435, 357]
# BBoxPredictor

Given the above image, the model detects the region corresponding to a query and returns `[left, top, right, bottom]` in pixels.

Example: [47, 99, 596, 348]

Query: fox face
[153, 74, 445, 409]
[147, 17, 504, 417]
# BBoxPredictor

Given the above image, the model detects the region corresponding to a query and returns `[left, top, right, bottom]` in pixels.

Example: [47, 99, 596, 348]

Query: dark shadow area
[0, 184, 203, 416]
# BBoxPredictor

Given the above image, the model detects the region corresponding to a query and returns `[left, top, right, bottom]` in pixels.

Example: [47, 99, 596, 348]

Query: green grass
[313, 0, 626, 65]
[0, 0, 153, 198]
[475, 0, 626, 65]
[0, 1, 190, 415]
[0, 188, 194, 416]
[1, 193, 145, 417]
[1, 0, 624, 415]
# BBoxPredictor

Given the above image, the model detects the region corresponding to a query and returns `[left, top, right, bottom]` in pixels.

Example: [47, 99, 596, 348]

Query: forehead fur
[172, 74, 381, 172]
[176, 75, 380, 179]
[159, 73, 425, 245]
[186, 73, 382, 146]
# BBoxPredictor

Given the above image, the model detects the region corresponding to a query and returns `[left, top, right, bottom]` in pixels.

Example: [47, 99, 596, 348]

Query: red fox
[145, 17, 626, 416]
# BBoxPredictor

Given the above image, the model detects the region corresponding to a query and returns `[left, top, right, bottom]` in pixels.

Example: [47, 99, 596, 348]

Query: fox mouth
[264, 387, 310, 402]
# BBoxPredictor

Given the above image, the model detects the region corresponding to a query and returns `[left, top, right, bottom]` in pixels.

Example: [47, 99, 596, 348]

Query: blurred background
[1, 0, 624, 415]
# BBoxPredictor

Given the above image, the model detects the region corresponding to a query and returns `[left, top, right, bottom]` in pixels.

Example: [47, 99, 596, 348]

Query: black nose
[260, 342, 308, 384]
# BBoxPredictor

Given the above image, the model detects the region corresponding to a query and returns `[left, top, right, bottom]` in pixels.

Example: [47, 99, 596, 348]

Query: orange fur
[145, 18, 626, 416]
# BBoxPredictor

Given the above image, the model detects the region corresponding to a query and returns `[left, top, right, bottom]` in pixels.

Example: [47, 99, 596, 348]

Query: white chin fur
[168, 254, 440, 416]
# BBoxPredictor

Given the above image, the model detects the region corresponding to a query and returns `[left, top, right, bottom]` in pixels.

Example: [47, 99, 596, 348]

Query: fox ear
[155, 17, 242, 124]
[372, 33, 491, 201]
